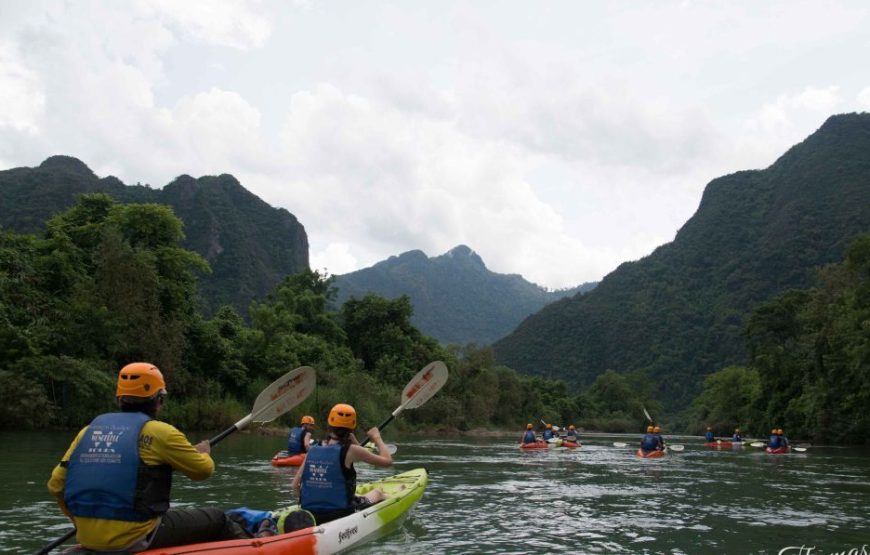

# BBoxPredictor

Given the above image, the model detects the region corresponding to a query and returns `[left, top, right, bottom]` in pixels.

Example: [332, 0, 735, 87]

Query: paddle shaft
[37, 529, 76, 555]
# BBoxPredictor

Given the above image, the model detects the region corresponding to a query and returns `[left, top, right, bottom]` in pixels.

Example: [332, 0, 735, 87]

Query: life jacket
[641, 433, 658, 451]
[565, 431, 577, 440]
[768, 435, 781, 449]
[542, 429, 554, 441]
[299, 443, 355, 512]
[287, 426, 307, 454]
[522, 430, 536, 444]
[64, 412, 172, 522]
[732, 434, 743, 442]
[704, 431, 715, 441]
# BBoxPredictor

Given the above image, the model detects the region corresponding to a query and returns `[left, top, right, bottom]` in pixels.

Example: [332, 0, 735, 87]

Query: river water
[3, 431, 868, 554]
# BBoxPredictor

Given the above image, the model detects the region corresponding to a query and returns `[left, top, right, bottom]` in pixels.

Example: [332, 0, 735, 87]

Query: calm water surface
[3, 431, 868, 554]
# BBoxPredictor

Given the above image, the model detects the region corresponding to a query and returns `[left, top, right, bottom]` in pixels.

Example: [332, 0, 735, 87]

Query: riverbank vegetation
[1, 195, 866, 443]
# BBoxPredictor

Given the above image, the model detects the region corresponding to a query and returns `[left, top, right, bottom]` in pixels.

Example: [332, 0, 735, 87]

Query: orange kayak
[636, 448, 667, 458]
[270, 450, 305, 467]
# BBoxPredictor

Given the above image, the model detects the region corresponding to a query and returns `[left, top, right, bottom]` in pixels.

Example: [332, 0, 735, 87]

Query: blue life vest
[287, 426, 307, 454]
[299, 443, 355, 512]
[769, 435, 781, 449]
[565, 431, 577, 440]
[542, 429, 554, 441]
[641, 433, 658, 451]
[732, 434, 743, 442]
[522, 430, 536, 444]
[704, 431, 715, 441]
[65, 412, 171, 522]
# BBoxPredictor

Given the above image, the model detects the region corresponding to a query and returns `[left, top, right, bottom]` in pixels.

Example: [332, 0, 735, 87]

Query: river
[3, 431, 868, 554]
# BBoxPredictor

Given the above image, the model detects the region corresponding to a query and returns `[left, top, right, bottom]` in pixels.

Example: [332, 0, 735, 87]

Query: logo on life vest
[88, 429, 124, 452]
[338, 525, 358, 544]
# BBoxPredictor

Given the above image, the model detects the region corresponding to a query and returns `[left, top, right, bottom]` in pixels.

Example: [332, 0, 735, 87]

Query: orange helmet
[527, 423, 533, 429]
[300, 415, 315, 425]
[706, 426, 712, 431]
[653, 426, 661, 433]
[116, 362, 166, 399]
[569, 425, 576, 431]
[771, 428, 777, 434]
[735, 428, 741, 432]
[546, 424, 552, 429]
[776, 428, 784, 435]
[647, 425, 654, 433]
[328, 403, 357, 429]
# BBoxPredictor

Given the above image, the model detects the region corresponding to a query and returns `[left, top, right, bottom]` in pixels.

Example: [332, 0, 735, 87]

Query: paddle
[360, 361, 449, 447]
[640, 406, 683, 451]
[750, 441, 766, 448]
[613, 442, 628, 448]
[38, 365, 316, 555]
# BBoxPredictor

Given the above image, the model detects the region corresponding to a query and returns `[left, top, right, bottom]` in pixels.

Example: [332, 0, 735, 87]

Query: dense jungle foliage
[494, 113, 870, 411]
[0, 194, 631, 434]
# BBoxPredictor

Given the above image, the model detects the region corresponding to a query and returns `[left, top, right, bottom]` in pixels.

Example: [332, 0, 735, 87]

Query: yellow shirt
[47, 418, 214, 551]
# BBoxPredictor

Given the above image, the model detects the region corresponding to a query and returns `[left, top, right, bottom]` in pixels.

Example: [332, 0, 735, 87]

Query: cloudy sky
[2, 1, 869, 288]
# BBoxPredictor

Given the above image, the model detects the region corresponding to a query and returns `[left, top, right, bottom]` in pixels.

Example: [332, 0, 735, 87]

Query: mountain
[333, 245, 596, 345]
[0, 156, 309, 315]
[493, 113, 870, 410]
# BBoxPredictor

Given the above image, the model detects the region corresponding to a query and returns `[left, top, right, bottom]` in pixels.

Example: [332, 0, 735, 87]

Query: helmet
[546, 424, 552, 429]
[116, 362, 166, 399]
[569, 425, 576, 431]
[776, 428, 784, 435]
[526, 423, 533, 429]
[647, 425, 654, 433]
[706, 426, 712, 430]
[771, 428, 777, 434]
[653, 426, 661, 433]
[735, 428, 741, 432]
[328, 403, 357, 429]
[300, 415, 315, 425]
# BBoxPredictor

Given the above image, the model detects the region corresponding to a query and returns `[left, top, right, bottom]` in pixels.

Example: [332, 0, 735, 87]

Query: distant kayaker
[47, 363, 247, 552]
[704, 427, 715, 442]
[542, 424, 556, 441]
[292, 403, 393, 525]
[732, 428, 743, 442]
[775, 428, 790, 449]
[287, 415, 316, 455]
[653, 425, 666, 450]
[640, 425, 659, 452]
[768, 428, 783, 449]
[565, 425, 579, 442]
[521, 423, 538, 444]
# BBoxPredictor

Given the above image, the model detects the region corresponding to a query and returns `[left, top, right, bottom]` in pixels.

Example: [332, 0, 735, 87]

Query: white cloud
[858, 86, 870, 110]
[0, 42, 45, 133]
[140, 0, 273, 50]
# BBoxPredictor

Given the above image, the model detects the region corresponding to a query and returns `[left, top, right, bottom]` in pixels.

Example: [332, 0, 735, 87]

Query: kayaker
[564, 425, 579, 441]
[287, 415, 316, 455]
[732, 428, 743, 442]
[653, 425, 666, 450]
[640, 425, 658, 452]
[47, 362, 247, 552]
[768, 428, 783, 449]
[776, 428, 790, 448]
[542, 423, 555, 441]
[521, 423, 538, 444]
[292, 403, 393, 525]
[704, 426, 715, 442]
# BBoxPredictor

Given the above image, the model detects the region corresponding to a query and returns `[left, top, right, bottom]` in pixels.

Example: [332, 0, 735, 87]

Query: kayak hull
[766, 446, 790, 454]
[636, 448, 667, 458]
[520, 441, 549, 450]
[271, 450, 305, 467]
[561, 440, 580, 448]
[704, 440, 733, 448]
[133, 468, 428, 555]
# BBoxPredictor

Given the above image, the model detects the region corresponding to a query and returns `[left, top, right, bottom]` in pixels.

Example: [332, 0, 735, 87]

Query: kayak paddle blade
[251, 366, 316, 423]
[400, 361, 449, 410]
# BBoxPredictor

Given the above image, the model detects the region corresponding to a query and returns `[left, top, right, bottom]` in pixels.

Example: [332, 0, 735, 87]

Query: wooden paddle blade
[400, 361, 448, 410]
[251, 366, 316, 423]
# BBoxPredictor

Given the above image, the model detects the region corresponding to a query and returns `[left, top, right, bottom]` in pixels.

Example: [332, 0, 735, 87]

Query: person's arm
[303, 431, 312, 452]
[46, 428, 88, 518]
[146, 422, 214, 480]
[291, 457, 306, 499]
[347, 428, 392, 467]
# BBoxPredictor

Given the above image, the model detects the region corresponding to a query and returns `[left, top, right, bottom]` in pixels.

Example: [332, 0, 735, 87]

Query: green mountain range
[333, 245, 596, 345]
[0, 156, 308, 316]
[493, 113, 870, 410]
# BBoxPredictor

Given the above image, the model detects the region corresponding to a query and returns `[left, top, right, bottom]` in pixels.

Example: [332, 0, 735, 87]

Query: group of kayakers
[47, 362, 394, 553]
[639, 425, 666, 454]
[703, 426, 790, 448]
[520, 422, 580, 444]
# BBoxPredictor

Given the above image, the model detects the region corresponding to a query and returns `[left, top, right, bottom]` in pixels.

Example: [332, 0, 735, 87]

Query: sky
[1, 1, 869, 289]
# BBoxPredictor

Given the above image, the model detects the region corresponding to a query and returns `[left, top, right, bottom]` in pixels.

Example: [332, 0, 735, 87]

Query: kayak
[636, 448, 667, 458]
[561, 440, 580, 448]
[704, 440, 733, 448]
[766, 446, 790, 454]
[520, 440, 549, 449]
[271, 450, 305, 467]
[132, 468, 428, 555]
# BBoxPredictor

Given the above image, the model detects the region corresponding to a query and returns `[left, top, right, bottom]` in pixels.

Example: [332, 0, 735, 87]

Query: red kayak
[562, 440, 581, 448]
[766, 446, 790, 454]
[271, 450, 305, 467]
[636, 448, 667, 458]
[520, 441, 549, 450]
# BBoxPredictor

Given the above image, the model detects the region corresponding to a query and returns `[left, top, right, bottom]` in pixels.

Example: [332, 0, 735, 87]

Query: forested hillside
[333, 245, 595, 345]
[0, 156, 308, 316]
[494, 113, 870, 411]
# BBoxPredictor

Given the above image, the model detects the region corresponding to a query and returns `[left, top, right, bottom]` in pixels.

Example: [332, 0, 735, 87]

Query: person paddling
[564, 425, 579, 442]
[542, 424, 556, 441]
[767, 428, 783, 449]
[653, 425, 666, 450]
[292, 403, 393, 525]
[775, 428, 790, 449]
[732, 428, 743, 442]
[287, 415, 317, 455]
[640, 425, 659, 453]
[47, 363, 246, 552]
[521, 423, 538, 444]
[704, 426, 715, 442]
